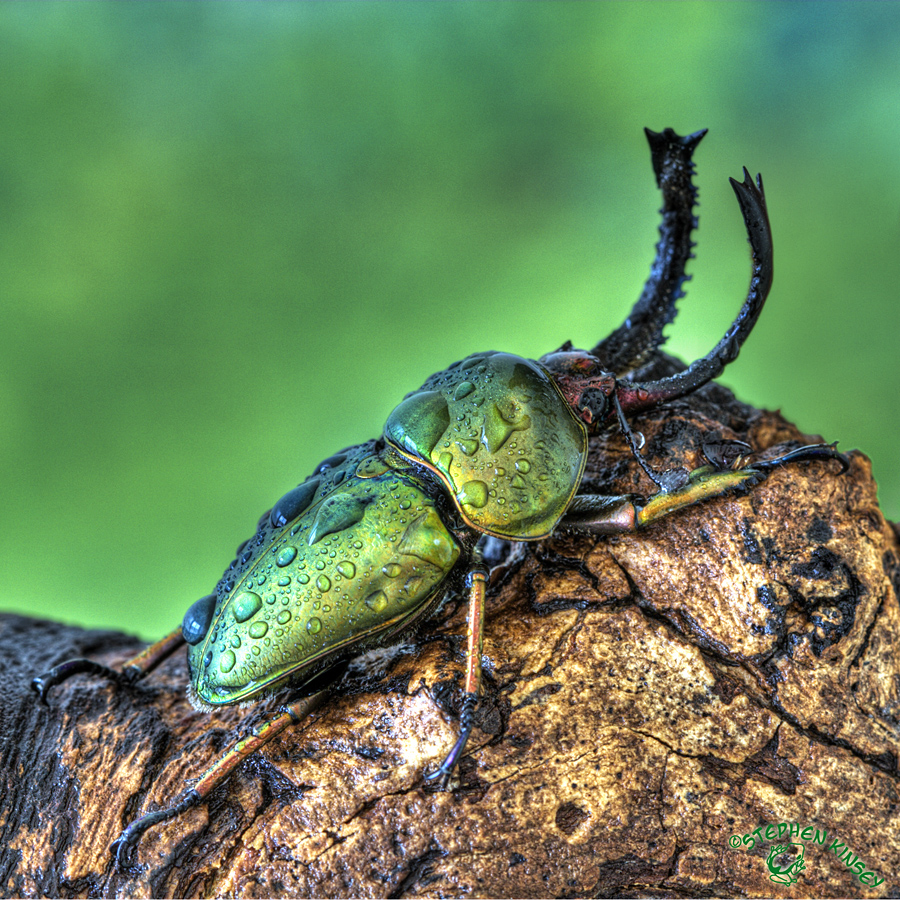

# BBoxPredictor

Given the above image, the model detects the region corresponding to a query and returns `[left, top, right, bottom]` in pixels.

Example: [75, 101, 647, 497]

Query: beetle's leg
[593, 127, 707, 375]
[112, 685, 332, 868]
[562, 443, 849, 533]
[32, 626, 185, 705]
[423, 555, 489, 788]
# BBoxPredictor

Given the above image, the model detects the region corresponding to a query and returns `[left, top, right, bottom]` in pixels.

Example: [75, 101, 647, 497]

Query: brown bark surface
[2, 377, 898, 898]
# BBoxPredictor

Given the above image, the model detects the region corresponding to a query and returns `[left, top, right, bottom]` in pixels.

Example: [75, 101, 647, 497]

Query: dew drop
[337, 561, 356, 579]
[277, 576, 291, 587]
[316, 575, 331, 592]
[220, 650, 236, 673]
[453, 381, 475, 400]
[307, 617, 322, 634]
[276, 546, 297, 567]
[230, 635, 241, 649]
[365, 590, 388, 613]
[249, 621, 268, 639]
[382, 563, 402, 578]
[277, 609, 292, 625]
[297, 573, 310, 584]
[515, 458, 532, 474]
[233, 591, 263, 623]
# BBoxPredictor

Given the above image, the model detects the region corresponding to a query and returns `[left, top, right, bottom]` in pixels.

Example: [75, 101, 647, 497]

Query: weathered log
[2, 375, 898, 898]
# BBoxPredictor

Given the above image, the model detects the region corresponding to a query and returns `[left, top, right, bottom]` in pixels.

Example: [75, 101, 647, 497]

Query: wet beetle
[33, 127, 846, 866]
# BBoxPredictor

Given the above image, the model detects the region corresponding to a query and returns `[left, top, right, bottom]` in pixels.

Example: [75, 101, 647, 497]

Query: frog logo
[766, 842, 807, 885]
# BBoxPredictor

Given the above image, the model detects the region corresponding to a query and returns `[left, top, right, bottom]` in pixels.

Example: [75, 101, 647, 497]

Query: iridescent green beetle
[33, 128, 846, 866]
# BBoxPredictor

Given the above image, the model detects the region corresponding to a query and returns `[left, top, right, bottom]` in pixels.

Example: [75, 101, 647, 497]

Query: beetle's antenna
[613, 391, 689, 493]
[593, 127, 706, 376]
[616, 168, 772, 413]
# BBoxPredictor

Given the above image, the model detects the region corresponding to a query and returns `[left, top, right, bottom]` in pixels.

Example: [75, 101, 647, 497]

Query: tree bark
[2, 376, 898, 898]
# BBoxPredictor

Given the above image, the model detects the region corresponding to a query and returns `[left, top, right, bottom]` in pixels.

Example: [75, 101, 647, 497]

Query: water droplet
[203, 651, 212, 668]
[382, 563, 402, 578]
[398, 499, 411, 510]
[307, 617, 322, 634]
[252, 645, 261, 656]
[453, 381, 475, 400]
[182, 593, 217, 646]
[457, 439, 479, 456]
[256, 574, 267, 586]
[297, 573, 310, 584]
[511, 474, 526, 489]
[276, 546, 297, 567]
[233, 591, 263, 623]
[277, 575, 291, 587]
[515, 458, 531, 474]
[277, 609, 292, 625]
[249, 621, 268, 639]
[353, 540, 363, 549]
[220, 650, 236, 673]
[337, 561, 356, 579]
[438, 451, 453, 471]
[316, 575, 331, 592]
[270, 479, 321, 528]
[230, 635, 241, 649]
[457, 480, 488, 508]
[365, 590, 388, 613]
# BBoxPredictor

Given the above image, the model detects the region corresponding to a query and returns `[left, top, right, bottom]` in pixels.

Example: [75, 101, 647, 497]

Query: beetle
[32, 127, 846, 867]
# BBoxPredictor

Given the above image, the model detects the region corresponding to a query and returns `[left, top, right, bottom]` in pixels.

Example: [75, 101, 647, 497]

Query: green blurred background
[2, 3, 899, 640]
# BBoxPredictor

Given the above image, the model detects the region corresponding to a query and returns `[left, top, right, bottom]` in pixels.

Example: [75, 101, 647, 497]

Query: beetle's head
[541, 350, 617, 431]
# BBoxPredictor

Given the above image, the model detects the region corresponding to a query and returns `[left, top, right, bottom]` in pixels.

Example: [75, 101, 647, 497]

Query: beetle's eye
[269, 478, 321, 528]
[182, 593, 217, 645]
[581, 387, 608, 419]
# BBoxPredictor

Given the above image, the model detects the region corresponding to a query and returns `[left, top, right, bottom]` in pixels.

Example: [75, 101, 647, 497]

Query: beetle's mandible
[32, 127, 847, 867]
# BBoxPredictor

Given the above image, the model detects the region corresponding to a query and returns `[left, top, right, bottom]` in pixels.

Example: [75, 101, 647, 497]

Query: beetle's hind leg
[562, 442, 849, 534]
[424, 554, 489, 788]
[111, 685, 332, 868]
[31, 625, 185, 705]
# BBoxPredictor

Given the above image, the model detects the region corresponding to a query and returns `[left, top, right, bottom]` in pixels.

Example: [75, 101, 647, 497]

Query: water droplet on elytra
[249, 621, 268, 639]
[276, 546, 297, 567]
[337, 561, 356, 579]
[307, 617, 322, 634]
[233, 591, 262, 623]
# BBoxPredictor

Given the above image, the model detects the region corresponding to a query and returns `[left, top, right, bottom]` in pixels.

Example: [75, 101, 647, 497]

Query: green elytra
[32, 128, 847, 867]
[190, 352, 584, 708]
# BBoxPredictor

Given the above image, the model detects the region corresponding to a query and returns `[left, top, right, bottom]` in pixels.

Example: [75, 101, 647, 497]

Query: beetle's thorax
[382, 351, 588, 540]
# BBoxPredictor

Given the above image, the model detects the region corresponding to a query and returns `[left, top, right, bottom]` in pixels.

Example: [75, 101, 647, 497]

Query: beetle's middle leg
[32, 626, 186, 705]
[424, 552, 489, 788]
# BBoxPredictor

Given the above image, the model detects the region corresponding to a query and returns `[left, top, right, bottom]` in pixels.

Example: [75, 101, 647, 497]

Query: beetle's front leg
[562, 443, 848, 534]
[424, 555, 489, 788]
[31, 626, 185, 705]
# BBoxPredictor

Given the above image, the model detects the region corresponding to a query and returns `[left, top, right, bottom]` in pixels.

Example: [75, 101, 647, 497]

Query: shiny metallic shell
[384, 351, 588, 540]
[188, 441, 460, 705]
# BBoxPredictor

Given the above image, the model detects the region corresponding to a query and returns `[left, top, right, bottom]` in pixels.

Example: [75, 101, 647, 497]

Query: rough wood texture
[2, 376, 898, 898]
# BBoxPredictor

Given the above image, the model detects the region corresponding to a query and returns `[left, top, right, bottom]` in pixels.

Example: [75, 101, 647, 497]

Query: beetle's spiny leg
[32, 626, 185, 705]
[618, 168, 772, 414]
[112, 686, 332, 867]
[424, 556, 488, 788]
[593, 127, 706, 375]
